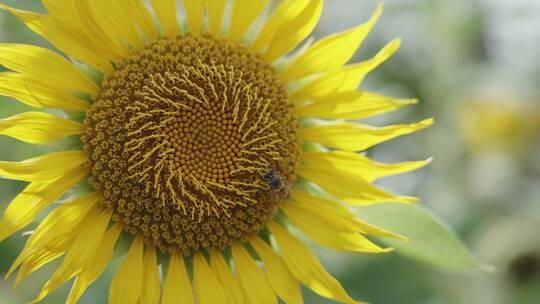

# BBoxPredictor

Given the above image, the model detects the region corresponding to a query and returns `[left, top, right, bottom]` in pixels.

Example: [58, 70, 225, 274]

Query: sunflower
[0, 1, 432, 303]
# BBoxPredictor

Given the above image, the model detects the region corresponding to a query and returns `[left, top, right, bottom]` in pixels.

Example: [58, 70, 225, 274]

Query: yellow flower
[0, 1, 432, 303]
[457, 94, 540, 155]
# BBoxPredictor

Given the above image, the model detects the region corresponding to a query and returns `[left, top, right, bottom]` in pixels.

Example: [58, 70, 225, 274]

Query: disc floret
[83, 35, 299, 254]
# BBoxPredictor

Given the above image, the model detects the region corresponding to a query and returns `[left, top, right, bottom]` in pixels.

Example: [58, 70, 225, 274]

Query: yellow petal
[209, 251, 245, 304]
[251, 0, 310, 53]
[0, 43, 99, 95]
[7, 193, 100, 279]
[193, 252, 228, 304]
[300, 118, 434, 152]
[281, 3, 383, 81]
[206, 0, 227, 36]
[0, 166, 87, 242]
[14, 247, 65, 289]
[42, 0, 127, 61]
[231, 242, 277, 304]
[297, 164, 416, 205]
[163, 253, 194, 304]
[9, 206, 100, 288]
[229, 0, 269, 42]
[183, 0, 205, 33]
[291, 190, 406, 240]
[150, 0, 179, 37]
[42, 0, 95, 34]
[41, 0, 75, 19]
[84, 0, 144, 49]
[250, 237, 303, 304]
[109, 237, 144, 304]
[67, 278, 90, 303]
[290, 39, 401, 102]
[281, 202, 390, 253]
[295, 90, 417, 120]
[0, 112, 85, 144]
[0, 151, 87, 182]
[0, 72, 90, 112]
[267, 222, 364, 304]
[141, 247, 161, 304]
[66, 223, 123, 304]
[33, 209, 112, 303]
[42, 0, 75, 16]
[0, 5, 114, 73]
[57, 210, 112, 277]
[302, 151, 431, 183]
[124, 0, 159, 40]
[72, 0, 129, 60]
[263, 0, 323, 63]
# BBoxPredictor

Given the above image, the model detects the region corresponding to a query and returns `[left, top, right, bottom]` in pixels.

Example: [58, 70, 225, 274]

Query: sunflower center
[83, 34, 299, 255]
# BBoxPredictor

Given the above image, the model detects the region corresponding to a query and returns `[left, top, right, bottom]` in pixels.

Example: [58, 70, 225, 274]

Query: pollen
[82, 34, 299, 254]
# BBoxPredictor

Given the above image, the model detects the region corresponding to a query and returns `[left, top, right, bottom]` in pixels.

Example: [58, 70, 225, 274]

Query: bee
[262, 168, 290, 199]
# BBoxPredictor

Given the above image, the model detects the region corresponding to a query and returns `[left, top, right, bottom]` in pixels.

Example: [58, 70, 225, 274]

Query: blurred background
[1, 0, 539, 303]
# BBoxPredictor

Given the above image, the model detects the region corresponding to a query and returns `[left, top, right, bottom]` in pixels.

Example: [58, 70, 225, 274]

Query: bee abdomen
[269, 176, 283, 190]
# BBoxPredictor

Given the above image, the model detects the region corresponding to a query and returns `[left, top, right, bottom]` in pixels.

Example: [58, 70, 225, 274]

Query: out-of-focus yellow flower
[0, 1, 431, 303]
[458, 94, 540, 154]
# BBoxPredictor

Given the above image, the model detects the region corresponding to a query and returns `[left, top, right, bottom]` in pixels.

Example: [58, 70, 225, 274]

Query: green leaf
[357, 203, 490, 272]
